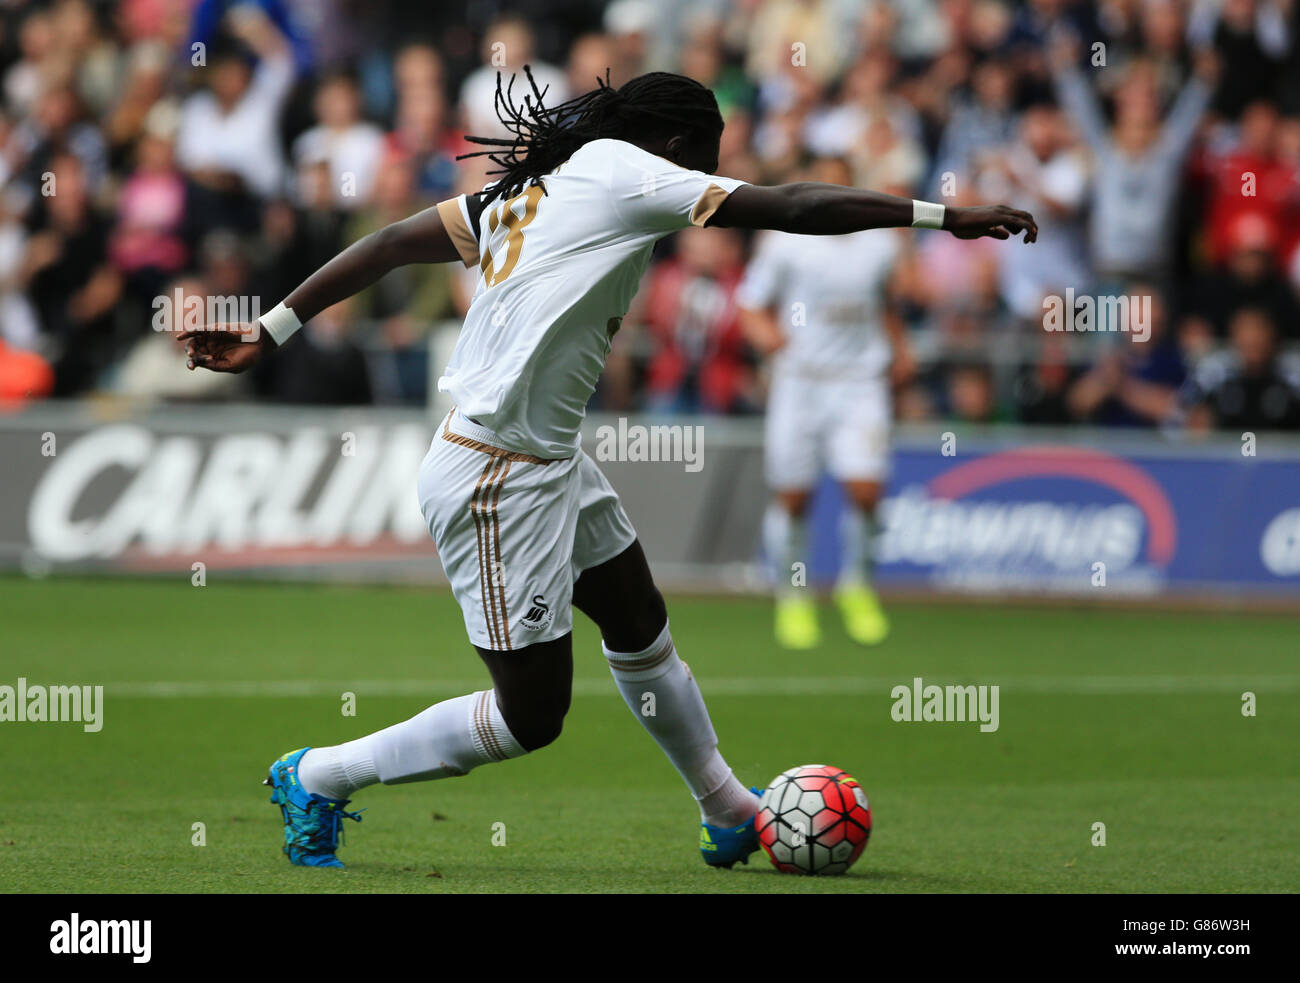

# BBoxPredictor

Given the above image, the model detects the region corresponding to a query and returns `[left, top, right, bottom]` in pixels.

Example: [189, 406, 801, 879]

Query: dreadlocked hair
[459, 67, 724, 204]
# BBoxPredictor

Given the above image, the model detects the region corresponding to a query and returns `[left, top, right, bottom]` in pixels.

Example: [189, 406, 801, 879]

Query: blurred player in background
[738, 156, 910, 649]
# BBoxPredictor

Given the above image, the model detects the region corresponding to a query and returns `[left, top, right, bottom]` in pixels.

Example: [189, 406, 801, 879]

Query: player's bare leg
[835, 479, 889, 645]
[763, 488, 821, 649]
[572, 540, 760, 865]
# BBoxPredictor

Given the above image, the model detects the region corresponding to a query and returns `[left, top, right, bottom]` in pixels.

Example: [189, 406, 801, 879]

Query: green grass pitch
[2, 576, 1296, 893]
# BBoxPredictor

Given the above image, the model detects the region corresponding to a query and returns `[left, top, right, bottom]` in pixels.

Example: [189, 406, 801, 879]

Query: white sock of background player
[762, 502, 807, 598]
[603, 621, 756, 829]
[296, 690, 524, 800]
[838, 506, 878, 588]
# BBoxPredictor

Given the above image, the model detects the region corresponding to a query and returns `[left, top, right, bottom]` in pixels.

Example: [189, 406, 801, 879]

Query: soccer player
[182, 70, 1035, 869]
[737, 156, 909, 649]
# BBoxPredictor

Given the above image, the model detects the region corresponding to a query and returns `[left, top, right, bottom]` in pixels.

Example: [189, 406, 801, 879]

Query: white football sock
[837, 507, 877, 589]
[604, 622, 756, 829]
[763, 503, 806, 599]
[296, 690, 525, 800]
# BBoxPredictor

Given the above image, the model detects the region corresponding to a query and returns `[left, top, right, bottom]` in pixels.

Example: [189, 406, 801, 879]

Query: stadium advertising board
[808, 439, 1300, 599]
[1, 407, 1296, 600]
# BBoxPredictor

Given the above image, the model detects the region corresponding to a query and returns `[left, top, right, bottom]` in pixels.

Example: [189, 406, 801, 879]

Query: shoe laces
[282, 795, 363, 854]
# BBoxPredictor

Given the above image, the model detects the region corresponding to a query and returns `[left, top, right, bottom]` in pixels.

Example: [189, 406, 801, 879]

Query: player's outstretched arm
[709, 183, 1037, 243]
[182, 205, 463, 373]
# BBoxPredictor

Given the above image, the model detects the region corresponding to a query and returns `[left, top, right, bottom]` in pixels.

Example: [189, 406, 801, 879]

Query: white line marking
[102, 675, 1300, 699]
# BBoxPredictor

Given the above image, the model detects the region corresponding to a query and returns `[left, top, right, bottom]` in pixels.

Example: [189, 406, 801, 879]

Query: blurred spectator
[346, 150, 455, 401]
[851, 110, 926, 194]
[392, 42, 445, 100]
[104, 41, 174, 154]
[252, 297, 373, 404]
[678, 18, 753, 117]
[386, 82, 460, 202]
[1098, 0, 1190, 105]
[929, 59, 1019, 196]
[805, 52, 921, 160]
[603, 0, 655, 82]
[901, 183, 1003, 318]
[1179, 213, 1300, 346]
[567, 33, 618, 94]
[292, 72, 385, 210]
[196, 227, 260, 322]
[944, 361, 999, 423]
[1066, 283, 1187, 425]
[10, 81, 109, 199]
[743, 0, 855, 88]
[1012, 335, 1079, 424]
[22, 152, 121, 394]
[1182, 307, 1300, 430]
[110, 127, 188, 311]
[977, 101, 1090, 320]
[459, 15, 568, 137]
[0, 189, 40, 350]
[637, 226, 757, 414]
[1195, 100, 1300, 268]
[1052, 34, 1216, 281]
[262, 157, 347, 306]
[1274, 114, 1300, 263]
[54, 0, 122, 118]
[1189, 0, 1291, 118]
[175, 6, 295, 229]
[4, 7, 54, 116]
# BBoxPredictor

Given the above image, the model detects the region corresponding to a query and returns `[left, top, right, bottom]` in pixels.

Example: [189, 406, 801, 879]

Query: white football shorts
[417, 409, 638, 651]
[764, 370, 892, 490]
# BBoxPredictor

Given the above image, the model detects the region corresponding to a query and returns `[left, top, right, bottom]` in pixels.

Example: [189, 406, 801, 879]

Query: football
[756, 764, 872, 875]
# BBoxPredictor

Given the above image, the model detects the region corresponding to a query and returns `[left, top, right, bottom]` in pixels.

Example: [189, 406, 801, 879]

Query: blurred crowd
[2, 0, 1299, 432]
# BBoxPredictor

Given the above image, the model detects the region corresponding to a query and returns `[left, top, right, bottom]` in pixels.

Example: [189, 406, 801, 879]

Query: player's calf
[475, 633, 573, 751]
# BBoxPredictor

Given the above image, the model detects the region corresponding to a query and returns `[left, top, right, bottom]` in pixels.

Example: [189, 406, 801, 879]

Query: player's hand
[179, 324, 272, 373]
[945, 205, 1038, 243]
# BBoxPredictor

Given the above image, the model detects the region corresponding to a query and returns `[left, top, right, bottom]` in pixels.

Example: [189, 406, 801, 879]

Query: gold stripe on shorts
[486, 457, 511, 650]
[469, 455, 512, 650]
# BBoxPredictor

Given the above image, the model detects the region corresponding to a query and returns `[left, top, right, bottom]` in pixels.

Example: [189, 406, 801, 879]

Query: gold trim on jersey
[690, 183, 734, 227]
[435, 198, 480, 269]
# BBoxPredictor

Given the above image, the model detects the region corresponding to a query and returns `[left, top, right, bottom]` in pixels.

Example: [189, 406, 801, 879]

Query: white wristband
[911, 200, 946, 230]
[259, 301, 302, 345]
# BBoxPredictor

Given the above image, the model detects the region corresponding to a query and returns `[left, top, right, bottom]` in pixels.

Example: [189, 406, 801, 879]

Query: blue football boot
[700, 787, 763, 868]
[265, 747, 362, 868]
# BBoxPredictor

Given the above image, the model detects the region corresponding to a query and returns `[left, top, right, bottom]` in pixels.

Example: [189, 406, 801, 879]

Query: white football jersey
[434, 139, 747, 458]
[735, 228, 901, 379]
